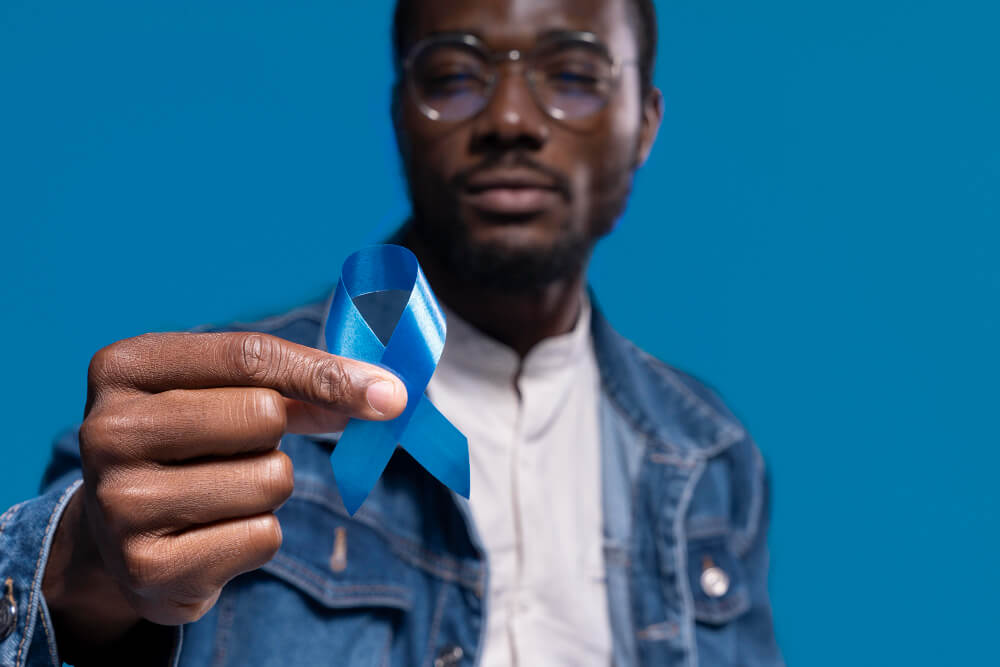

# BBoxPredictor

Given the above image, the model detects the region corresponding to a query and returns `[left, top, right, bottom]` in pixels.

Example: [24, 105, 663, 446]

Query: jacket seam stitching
[599, 346, 742, 458]
[675, 459, 705, 667]
[0, 501, 28, 538]
[634, 346, 730, 425]
[686, 516, 730, 539]
[38, 597, 60, 667]
[647, 452, 699, 468]
[623, 429, 647, 664]
[600, 374, 682, 455]
[264, 553, 413, 606]
[640, 354, 745, 456]
[420, 582, 450, 667]
[635, 620, 679, 641]
[291, 490, 481, 591]
[732, 443, 765, 558]
[272, 554, 409, 594]
[16, 481, 80, 667]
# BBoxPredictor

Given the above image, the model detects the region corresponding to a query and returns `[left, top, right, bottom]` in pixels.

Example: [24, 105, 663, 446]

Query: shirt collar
[436, 291, 593, 382]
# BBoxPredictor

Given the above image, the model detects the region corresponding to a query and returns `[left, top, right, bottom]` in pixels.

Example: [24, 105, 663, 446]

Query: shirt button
[700, 564, 730, 598]
[1, 578, 16, 642]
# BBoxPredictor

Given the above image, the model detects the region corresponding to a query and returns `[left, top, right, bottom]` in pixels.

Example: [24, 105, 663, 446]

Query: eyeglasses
[401, 31, 636, 123]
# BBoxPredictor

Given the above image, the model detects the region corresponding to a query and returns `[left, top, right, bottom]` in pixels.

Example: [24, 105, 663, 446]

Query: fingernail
[366, 380, 401, 416]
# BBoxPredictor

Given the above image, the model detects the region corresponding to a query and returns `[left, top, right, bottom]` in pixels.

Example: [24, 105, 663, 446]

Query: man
[0, 0, 782, 664]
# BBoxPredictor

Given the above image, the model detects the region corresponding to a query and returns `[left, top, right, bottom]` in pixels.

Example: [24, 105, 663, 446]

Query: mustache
[451, 153, 572, 200]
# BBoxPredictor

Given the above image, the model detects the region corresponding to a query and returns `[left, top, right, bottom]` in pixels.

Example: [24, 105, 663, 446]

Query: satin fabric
[324, 245, 470, 514]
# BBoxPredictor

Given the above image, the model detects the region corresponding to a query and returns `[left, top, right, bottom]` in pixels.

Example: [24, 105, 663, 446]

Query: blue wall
[2, 1, 997, 664]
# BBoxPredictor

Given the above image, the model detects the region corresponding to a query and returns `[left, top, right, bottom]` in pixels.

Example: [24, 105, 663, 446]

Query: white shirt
[427, 295, 611, 667]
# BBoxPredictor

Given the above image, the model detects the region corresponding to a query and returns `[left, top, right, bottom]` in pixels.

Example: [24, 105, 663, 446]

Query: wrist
[43, 487, 141, 655]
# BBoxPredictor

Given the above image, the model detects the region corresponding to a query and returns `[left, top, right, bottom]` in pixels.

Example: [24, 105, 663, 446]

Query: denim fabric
[2, 296, 782, 666]
[0, 480, 80, 667]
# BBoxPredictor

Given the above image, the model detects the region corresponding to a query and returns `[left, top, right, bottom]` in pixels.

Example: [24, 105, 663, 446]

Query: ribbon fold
[324, 244, 470, 515]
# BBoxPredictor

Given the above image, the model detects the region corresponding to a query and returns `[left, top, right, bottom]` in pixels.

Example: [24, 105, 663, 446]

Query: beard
[408, 213, 592, 292]
[407, 157, 635, 293]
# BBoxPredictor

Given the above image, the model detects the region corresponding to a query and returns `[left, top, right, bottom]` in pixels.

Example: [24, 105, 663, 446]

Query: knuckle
[233, 333, 277, 383]
[121, 537, 169, 593]
[315, 358, 354, 405]
[92, 479, 120, 526]
[88, 340, 133, 382]
[77, 416, 106, 455]
[258, 452, 294, 504]
[251, 389, 287, 439]
[89, 335, 158, 386]
[94, 474, 146, 532]
[87, 344, 120, 385]
[80, 412, 138, 462]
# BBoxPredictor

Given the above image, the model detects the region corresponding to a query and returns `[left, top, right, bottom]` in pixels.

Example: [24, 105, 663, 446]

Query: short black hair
[392, 0, 658, 95]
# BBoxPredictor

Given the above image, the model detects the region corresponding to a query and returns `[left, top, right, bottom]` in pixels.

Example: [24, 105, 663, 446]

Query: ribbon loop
[325, 245, 470, 514]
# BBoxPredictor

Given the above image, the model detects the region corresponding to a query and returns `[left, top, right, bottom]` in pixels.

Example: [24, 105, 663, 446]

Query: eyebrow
[537, 28, 596, 42]
[421, 28, 600, 45]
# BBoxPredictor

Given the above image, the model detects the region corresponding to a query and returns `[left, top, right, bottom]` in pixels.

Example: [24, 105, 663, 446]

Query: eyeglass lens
[410, 38, 616, 122]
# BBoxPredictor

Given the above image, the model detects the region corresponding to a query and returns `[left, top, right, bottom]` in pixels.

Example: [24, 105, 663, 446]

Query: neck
[402, 228, 588, 358]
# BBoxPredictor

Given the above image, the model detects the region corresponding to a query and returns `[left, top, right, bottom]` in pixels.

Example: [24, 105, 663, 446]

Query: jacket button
[700, 563, 730, 598]
[0, 578, 16, 642]
[434, 644, 464, 667]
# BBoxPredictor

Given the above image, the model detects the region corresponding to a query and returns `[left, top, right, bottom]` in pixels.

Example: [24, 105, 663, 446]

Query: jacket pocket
[190, 480, 414, 667]
[686, 534, 751, 626]
[261, 477, 415, 611]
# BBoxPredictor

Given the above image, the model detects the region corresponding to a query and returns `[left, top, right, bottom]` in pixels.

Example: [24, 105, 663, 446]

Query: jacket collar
[588, 291, 745, 457]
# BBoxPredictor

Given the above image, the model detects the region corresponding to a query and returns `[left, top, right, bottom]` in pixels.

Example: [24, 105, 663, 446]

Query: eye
[429, 71, 480, 86]
[550, 70, 600, 85]
[536, 51, 610, 93]
[541, 66, 604, 96]
[420, 68, 489, 98]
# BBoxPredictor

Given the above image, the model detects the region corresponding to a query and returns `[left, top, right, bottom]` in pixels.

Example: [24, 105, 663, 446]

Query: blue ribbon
[324, 244, 470, 515]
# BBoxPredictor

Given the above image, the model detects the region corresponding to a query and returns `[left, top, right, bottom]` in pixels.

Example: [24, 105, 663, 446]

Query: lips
[462, 168, 563, 217]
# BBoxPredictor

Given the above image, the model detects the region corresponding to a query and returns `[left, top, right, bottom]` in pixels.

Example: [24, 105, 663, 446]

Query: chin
[416, 211, 592, 292]
[467, 222, 565, 254]
[460, 206, 571, 245]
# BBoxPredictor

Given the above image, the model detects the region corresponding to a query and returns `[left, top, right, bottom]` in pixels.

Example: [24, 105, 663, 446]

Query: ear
[635, 86, 663, 168]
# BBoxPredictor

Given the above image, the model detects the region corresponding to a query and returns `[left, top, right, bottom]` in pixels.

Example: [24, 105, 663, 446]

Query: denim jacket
[1, 295, 782, 667]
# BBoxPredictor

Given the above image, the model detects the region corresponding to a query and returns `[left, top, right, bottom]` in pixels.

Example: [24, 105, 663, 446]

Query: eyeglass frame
[399, 30, 638, 123]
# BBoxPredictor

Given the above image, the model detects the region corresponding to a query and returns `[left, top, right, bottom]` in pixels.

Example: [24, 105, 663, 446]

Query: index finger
[91, 332, 407, 420]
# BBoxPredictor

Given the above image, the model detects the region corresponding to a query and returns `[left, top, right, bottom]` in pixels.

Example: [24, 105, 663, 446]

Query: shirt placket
[506, 364, 528, 665]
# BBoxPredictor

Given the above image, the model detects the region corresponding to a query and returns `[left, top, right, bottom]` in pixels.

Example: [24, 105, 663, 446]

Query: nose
[469, 60, 550, 154]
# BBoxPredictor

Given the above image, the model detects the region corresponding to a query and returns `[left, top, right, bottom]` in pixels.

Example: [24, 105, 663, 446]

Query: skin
[397, 0, 662, 354]
[43, 333, 409, 662]
[42, 0, 662, 662]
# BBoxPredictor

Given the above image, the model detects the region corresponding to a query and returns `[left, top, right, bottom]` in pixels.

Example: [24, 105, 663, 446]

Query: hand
[43, 332, 407, 652]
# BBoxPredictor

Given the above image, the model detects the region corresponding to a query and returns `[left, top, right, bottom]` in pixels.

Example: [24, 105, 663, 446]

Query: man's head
[392, 0, 662, 291]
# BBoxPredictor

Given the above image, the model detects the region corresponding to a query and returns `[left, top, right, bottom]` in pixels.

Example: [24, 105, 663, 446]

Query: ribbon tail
[399, 398, 471, 499]
[330, 420, 399, 515]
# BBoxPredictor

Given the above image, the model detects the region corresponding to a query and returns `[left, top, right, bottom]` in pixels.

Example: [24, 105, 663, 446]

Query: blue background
[2, 1, 997, 664]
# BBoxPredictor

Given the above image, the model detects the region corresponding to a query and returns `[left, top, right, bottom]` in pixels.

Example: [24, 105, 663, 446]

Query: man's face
[395, 0, 661, 290]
